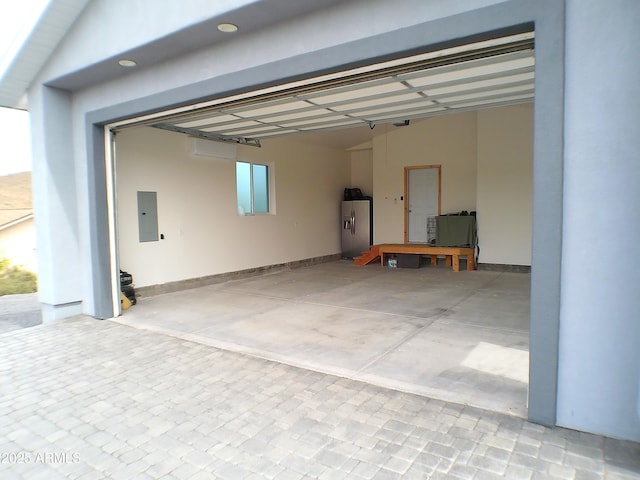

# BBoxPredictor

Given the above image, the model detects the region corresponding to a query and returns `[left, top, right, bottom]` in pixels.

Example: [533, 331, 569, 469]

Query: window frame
[235, 159, 274, 216]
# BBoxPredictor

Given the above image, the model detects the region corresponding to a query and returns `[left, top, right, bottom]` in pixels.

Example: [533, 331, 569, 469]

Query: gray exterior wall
[25, 0, 640, 441]
[29, 85, 84, 320]
[556, 0, 640, 441]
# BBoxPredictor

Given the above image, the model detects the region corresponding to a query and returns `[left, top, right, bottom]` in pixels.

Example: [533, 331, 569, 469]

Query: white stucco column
[557, 0, 640, 441]
[29, 85, 84, 322]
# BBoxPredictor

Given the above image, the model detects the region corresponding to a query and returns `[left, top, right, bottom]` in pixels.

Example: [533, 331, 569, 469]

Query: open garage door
[111, 32, 534, 144]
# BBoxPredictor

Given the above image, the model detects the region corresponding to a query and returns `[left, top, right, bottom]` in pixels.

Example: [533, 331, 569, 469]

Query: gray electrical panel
[137, 191, 159, 242]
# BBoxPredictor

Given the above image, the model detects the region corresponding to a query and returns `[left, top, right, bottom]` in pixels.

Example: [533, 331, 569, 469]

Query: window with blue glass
[236, 161, 270, 215]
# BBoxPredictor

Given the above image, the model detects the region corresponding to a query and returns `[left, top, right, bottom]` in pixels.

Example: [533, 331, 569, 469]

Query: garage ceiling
[147, 32, 535, 148]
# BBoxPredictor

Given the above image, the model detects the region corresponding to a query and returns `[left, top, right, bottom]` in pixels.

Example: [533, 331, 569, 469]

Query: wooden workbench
[377, 244, 476, 272]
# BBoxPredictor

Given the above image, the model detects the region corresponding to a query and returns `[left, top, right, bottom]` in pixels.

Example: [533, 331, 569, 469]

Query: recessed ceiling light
[118, 59, 137, 67]
[217, 23, 238, 33]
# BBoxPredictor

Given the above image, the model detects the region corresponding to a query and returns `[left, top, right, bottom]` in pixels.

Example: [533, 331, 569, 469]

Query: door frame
[404, 165, 441, 243]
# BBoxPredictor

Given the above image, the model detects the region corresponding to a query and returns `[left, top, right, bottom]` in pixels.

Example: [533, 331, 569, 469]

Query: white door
[407, 167, 440, 243]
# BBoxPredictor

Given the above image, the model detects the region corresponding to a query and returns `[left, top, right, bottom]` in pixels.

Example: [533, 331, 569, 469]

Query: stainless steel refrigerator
[341, 199, 372, 258]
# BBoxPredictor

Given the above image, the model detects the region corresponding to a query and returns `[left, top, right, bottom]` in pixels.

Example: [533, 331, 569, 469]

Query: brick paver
[0, 317, 638, 479]
[0, 293, 40, 335]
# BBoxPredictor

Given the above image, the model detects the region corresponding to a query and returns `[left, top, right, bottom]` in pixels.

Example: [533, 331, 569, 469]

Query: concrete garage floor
[118, 260, 530, 418]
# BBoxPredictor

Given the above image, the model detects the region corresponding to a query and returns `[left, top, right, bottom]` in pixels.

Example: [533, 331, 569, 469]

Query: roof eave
[0, 0, 91, 109]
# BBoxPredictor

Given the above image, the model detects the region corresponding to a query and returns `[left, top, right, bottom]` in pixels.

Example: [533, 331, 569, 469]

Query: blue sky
[0, 0, 49, 176]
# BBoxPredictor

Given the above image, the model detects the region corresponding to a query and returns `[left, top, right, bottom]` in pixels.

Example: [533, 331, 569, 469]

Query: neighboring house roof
[0, 172, 33, 227]
[0, 212, 33, 232]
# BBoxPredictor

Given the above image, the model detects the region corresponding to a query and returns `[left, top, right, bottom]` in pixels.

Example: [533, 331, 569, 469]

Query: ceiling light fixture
[118, 59, 137, 67]
[217, 23, 238, 33]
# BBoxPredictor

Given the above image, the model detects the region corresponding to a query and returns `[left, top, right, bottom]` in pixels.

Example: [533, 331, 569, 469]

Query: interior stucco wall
[349, 149, 374, 196]
[372, 111, 478, 245]
[371, 105, 532, 266]
[118, 104, 533, 288]
[116, 127, 349, 287]
[476, 103, 533, 266]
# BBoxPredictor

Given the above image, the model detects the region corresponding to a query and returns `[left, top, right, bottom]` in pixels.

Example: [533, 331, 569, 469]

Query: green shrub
[0, 258, 38, 295]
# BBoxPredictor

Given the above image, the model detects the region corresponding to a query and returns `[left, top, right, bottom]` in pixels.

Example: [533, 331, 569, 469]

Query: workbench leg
[452, 255, 460, 272]
[445, 256, 452, 267]
[380, 253, 385, 266]
[467, 253, 475, 270]
[430, 255, 437, 266]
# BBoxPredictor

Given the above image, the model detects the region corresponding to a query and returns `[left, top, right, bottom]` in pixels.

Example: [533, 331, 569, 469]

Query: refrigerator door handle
[351, 211, 356, 235]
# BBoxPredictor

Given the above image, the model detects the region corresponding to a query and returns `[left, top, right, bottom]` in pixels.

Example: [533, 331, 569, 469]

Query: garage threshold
[113, 260, 530, 417]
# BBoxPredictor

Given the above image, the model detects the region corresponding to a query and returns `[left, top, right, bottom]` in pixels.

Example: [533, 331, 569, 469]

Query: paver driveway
[0, 317, 638, 479]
